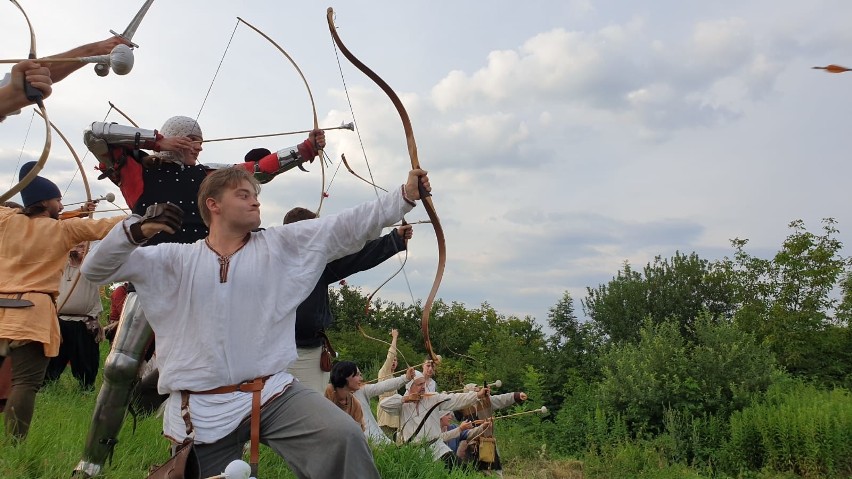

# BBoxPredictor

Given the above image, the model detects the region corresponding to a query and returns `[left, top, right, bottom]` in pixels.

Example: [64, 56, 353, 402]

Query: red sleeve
[96, 147, 144, 210]
[109, 285, 128, 324]
[117, 154, 144, 210]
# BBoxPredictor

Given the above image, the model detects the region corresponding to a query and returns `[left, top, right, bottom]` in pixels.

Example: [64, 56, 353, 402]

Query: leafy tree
[597, 314, 777, 432]
[545, 291, 601, 406]
[582, 261, 647, 343]
[582, 252, 736, 344]
[725, 218, 852, 382]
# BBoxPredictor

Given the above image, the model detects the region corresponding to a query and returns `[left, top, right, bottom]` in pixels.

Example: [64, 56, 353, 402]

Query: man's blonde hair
[197, 167, 260, 226]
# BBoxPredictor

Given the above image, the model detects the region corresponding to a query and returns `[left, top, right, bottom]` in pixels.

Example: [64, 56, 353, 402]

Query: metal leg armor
[73, 293, 153, 477]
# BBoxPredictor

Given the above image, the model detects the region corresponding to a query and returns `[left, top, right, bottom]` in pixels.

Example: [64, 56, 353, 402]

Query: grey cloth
[193, 381, 380, 479]
[288, 346, 329, 394]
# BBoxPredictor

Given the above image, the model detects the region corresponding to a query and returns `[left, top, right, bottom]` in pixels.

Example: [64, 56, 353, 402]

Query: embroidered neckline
[204, 233, 251, 283]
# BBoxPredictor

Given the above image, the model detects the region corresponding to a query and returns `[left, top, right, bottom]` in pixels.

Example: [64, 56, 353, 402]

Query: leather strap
[188, 375, 270, 474]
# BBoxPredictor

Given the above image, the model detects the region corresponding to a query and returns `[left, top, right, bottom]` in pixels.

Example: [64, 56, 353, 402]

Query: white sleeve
[81, 217, 171, 287]
[379, 394, 404, 414]
[264, 187, 414, 266]
[363, 375, 408, 399]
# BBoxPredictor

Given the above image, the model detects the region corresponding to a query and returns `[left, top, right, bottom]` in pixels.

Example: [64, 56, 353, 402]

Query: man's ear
[205, 196, 220, 216]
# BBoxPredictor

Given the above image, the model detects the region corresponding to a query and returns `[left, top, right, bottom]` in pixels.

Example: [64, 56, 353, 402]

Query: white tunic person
[326, 360, 415, 445]
[81, 167, 431, 478]
[380, 376, 490, 466]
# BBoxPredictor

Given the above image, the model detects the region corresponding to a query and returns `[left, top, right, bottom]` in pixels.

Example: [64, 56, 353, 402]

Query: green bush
[598, 314, 777, 433]
[721, 381, 852, 478]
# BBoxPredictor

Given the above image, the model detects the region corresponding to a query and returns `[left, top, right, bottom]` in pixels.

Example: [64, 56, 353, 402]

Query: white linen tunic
[355, 375, 408, 444]
[380, 391, 480, 460]
[82, 188, 412, 443]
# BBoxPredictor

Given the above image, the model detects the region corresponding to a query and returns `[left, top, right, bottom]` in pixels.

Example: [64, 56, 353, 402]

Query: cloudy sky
[3, 0, 852, 333]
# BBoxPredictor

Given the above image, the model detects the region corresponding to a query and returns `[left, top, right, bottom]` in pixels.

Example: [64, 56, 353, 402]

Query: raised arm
[235, 130, 325, 184]
[81, 204, 182, 284]
[43, 36, 132, 82]
[0, 60, 51, 119]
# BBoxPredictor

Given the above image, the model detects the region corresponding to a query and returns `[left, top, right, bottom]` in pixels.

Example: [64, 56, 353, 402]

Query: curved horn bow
[326, 8, 446, 362]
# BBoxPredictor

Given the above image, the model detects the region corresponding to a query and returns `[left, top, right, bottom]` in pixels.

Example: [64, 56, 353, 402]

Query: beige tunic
[375, 346, 400, 428]
[0, 207, 123, 356]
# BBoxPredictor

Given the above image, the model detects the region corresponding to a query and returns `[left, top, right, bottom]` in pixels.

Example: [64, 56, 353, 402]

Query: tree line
[319, 218, 852, 477]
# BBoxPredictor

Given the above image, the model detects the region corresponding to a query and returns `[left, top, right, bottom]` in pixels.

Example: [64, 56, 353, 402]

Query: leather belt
[0, 293, 33, 308]
[188, 375, 271, 475]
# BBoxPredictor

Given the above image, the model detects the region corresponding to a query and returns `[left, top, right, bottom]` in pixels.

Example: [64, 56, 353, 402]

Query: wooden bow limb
[35, 109, 91, 312]
[1, 1, 52, 204]
[107, 101, 140, 127]
[235, 17, 325, 216]
[341, 153, 387, 192]
[200, 122, 355, 144]
[355, 322, 412, 368]
[328, 8, 447, 363]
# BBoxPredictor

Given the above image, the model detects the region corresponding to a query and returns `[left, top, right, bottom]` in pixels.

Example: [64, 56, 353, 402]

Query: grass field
[0, 369, 555, 478]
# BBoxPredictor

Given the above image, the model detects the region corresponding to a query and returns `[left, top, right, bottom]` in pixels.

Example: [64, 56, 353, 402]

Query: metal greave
[74, 293, 153, 476]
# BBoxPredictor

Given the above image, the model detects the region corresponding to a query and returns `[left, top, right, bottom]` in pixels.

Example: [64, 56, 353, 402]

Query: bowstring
[63, 104, 114, 197]
[195, 19, 240, 126]
[324, 150, 344, 192]
[329, 20, 416, 307]
[9, 109, 35, 189]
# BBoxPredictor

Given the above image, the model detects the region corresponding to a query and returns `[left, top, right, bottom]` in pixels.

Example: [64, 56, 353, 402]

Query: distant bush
[720, 381, 852, 478]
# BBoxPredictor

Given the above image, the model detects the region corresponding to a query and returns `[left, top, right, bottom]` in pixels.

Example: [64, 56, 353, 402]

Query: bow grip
[24, 53, 45, 108]
[417, 176, 431, 200]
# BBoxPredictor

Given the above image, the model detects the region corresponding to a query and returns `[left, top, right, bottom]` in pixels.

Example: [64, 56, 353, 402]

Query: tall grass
[0, 369, 488, 478]
[721, 381, 852, 478]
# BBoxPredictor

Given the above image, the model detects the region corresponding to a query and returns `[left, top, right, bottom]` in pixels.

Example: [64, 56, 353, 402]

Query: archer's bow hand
[3, 61, 52, 115]
[476, 387, 491, 399]
[79, 200, 97, 217]
[396, 224, 414, 244]
[403, 392, 423, 403]
[308, 129, 326, 153]
[404, 169, 431, 201]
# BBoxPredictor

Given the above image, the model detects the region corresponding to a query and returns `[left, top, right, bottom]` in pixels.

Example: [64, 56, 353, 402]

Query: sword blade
[119, 0, 156, 41]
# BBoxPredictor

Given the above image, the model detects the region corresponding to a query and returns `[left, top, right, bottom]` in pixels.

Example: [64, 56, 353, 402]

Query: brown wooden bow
[1, 0, 52, 204]
[36, 111, 95, 312]
[236, 17, 326, 215]
[327, 8, 446, 362]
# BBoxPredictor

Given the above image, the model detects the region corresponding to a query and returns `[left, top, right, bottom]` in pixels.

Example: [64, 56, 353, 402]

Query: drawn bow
[327, 8, 446, 362]
[1, 0, 52, 204]
[37, 111, 94, 312]
[205, 18, 327, 215]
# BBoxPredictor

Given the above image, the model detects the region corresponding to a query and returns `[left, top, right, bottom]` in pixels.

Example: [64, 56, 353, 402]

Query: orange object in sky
[812, 64, 852, 73]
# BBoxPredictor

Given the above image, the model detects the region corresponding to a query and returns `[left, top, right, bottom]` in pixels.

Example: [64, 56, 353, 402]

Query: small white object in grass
[223, 459, 251, 479]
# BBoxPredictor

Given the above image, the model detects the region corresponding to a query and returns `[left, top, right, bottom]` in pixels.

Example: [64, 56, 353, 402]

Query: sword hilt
[109, 29, 139, 49]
